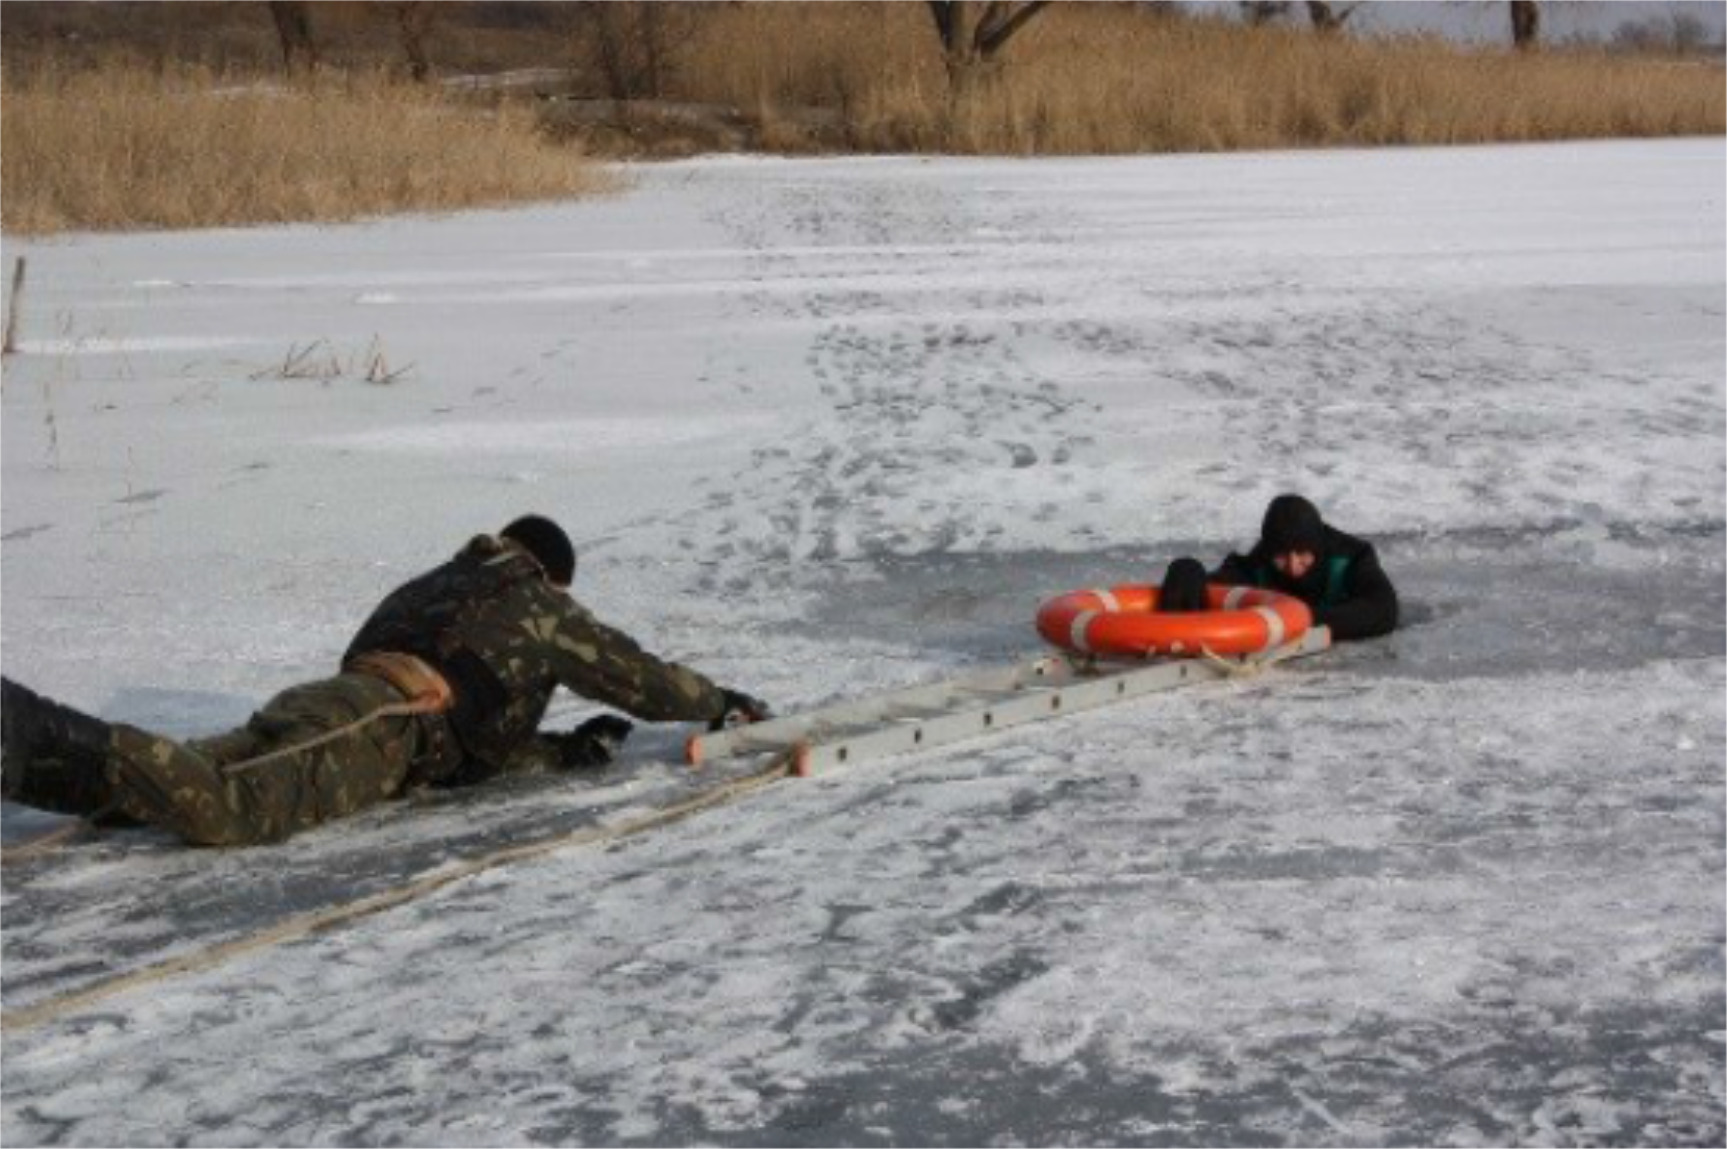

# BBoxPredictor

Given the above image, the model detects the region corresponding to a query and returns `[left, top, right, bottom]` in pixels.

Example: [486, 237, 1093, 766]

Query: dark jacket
[345, 535, 727, 782]
[1214, 523, 1399, 642]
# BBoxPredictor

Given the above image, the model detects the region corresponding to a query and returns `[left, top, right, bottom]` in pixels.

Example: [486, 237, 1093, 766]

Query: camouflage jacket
[344, 535, 727, 783]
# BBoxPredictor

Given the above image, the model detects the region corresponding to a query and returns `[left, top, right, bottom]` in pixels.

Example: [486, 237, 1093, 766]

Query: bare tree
[1510, 0, 1540, 52]
[1664, 10, 1712, 55]
[1610, 17, 1662, 53]
[574, 2, 699, 101]
[1304, 2, 1360, 34]
[1612, 9, 1713, 56]
[926, 1, 1052, 101]
[267, 0, 318, 75]
[267, 2, 437, 81]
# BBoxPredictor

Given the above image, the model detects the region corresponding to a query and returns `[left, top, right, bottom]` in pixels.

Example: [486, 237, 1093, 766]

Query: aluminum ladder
[687, 627, 1331, 775]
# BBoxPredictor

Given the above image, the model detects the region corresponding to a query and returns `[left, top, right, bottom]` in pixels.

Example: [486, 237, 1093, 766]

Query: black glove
[548, 714, 634, 770]
[1159, 556, 1210, 613]
[708, 688, 772, 732]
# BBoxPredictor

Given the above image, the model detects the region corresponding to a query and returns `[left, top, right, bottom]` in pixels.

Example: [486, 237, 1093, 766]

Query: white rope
[0, 821, 92, 865]
[4, 689, 441, 867]
[218, 700, 433, 776]
[2, 748, 800, 1034]
[1198, 641, 1304, 679]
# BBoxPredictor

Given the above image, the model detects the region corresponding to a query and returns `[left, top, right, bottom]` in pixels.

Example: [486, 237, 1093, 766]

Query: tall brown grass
[672, 5, 1725, 154]
[3, 5, 1719, 236]
[1, 64, 614, 235]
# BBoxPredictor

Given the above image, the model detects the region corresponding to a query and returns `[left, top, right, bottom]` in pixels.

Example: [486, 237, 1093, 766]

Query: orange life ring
[1036, 583, 1313, 659]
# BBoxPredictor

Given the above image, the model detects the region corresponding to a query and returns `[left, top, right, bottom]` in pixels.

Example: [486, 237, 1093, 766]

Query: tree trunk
[930, 0, 977, 96]
[641, 4, 667, 100]
[391, 2, 434, 82]
[1510, 0, 1540, 51]
[267, 1, 317, 76]
[926, 1, 1050, 102]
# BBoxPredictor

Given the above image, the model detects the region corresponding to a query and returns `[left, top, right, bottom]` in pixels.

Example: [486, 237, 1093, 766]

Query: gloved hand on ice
[549, 714, 635, 770]
[709, 689, 773, 732]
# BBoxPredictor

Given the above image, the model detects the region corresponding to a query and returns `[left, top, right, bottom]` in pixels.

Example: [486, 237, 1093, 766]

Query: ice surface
[3, 139, 1723, 1146]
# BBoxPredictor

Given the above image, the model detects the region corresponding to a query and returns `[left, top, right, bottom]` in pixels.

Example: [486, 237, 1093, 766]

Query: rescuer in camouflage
[1, 515, 770, 847]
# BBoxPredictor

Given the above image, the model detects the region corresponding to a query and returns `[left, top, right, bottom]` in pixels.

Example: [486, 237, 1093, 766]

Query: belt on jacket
[344, 651, 455, 715]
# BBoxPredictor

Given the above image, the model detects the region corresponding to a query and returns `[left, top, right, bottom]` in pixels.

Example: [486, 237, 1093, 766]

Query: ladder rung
[882, 701, 965, 719]
[727, 732, 804, 753]
[948, 685, 1021, 700]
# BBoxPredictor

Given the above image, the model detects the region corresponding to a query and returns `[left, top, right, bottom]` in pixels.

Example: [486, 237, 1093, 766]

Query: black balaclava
[1259, 494, 1328, 596]
[500, 515, 576, 587]
[1260, 494, 1325, 557]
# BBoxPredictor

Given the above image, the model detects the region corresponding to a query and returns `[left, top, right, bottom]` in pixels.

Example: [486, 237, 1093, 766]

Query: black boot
[2, 676, 117, 816]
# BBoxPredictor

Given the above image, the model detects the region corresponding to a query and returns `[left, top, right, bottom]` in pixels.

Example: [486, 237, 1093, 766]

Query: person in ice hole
[1157, 494, 1399, 642]
[2, 516, 771, 846]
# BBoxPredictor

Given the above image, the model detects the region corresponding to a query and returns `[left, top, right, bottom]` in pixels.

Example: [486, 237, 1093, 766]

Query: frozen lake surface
[3, 140, 1723, 1146]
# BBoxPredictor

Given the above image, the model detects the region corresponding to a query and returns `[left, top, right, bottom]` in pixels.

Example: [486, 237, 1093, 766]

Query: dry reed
[674, 5, 1724, 155]
[1, 64, 615, 235]
[3, 6, 1719, 236]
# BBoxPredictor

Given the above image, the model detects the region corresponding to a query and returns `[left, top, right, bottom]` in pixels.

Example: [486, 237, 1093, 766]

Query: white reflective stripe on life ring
[1069, 610, 1099, 654]
[1090, 588, 1121, 613]
[1224, 586, 1253, 610]
[1253, 605, 1286, 649]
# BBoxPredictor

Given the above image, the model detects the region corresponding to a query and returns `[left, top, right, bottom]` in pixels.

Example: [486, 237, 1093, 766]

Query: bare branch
[927, 0, 958, 51]
[976, 0, 1052, 56]
[1305, 2, 1361, 34]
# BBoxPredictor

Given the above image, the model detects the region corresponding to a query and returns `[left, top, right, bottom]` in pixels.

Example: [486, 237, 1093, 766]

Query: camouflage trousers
[104, 672, 432, 847]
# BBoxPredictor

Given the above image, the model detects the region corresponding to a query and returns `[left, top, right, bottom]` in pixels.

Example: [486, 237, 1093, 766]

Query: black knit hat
[1260, 494, 1325, 556]
[501, 515, 576, 586]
